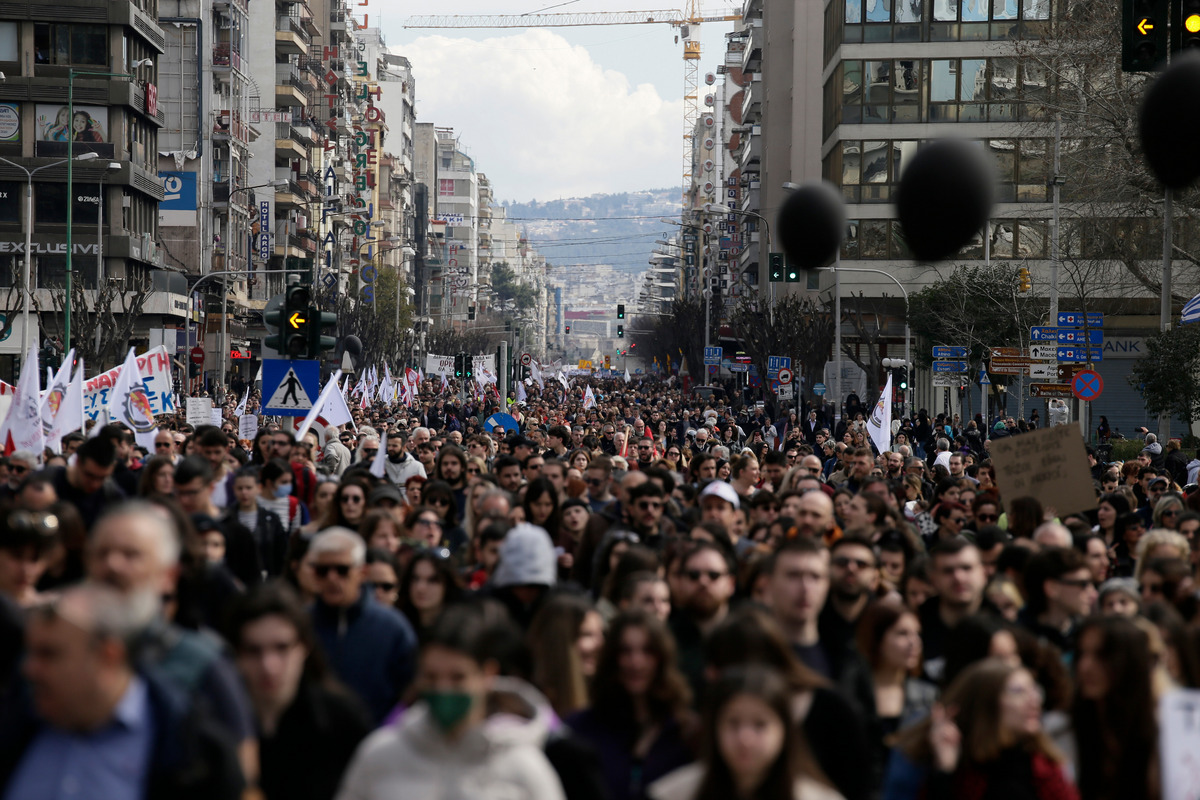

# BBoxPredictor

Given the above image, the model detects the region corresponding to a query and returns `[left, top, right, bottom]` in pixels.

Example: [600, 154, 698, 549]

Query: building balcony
[275, 17, 310, 55]
[738, 129, 762, 168]
[275, 135, 305, 160]
[742, 20, 762, 73]
[741, 80, 762, 121]
[213, 42, 243, 72]
[275, 83, 307, 108]
[214, 110, 250, 145]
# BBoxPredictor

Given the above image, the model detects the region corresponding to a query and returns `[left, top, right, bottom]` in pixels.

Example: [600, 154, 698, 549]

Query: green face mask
[423, 690, 475, 732]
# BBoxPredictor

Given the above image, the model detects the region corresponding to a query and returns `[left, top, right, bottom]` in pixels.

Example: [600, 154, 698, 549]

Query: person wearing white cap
[699, 480, 750, 555]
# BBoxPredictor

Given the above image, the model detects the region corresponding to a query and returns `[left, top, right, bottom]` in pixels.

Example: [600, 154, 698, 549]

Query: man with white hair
[1, 583, 244, 799]
[86, 501, 258, 782]
[307, 527, 418, 723]
[1033, 521, 1073, 550]
[0, 450, 36, 503]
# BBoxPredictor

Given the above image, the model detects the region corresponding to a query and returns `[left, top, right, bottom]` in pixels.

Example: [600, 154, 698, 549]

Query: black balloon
[342, 335, 363, 357]
[1139, 52, 1200, 190]
[777, 181, 845, 269]
[895, 139, 995, 262]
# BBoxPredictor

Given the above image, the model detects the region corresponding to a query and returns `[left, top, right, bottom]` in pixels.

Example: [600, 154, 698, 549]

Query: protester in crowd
[527, 593, 606, 717]
[884, 659, 1077, 800]
[334, 602, 566, 800]
[227, 582, 373, 800]
[396, 548, 464, 643]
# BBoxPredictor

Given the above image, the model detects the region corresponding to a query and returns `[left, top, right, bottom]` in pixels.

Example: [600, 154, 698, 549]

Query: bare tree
[728, 294, 835, 396]
[38, 275, 152, 372]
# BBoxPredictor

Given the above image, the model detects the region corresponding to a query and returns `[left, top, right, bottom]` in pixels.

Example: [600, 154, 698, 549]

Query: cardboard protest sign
[988, 423, 1097, 518]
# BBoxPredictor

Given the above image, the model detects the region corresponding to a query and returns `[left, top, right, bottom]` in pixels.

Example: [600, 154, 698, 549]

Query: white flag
[530, 361, 544, 389]
[110, 347, 158, 452]
[40, 349, 76, 453]
[583, 385, 596, 410]
[47, 358, 84, 452]
[557, 370, 570, 390]
[1, 343, 44, 457]
[320, 376, 355, 430]
[370, 430, 387, 478]
[234, 388, 249, 417]
[296, 370, 343, 444]
[516, 381, 527, 404]
[866, 373, 893, 456]
[624, 367, 631, 384]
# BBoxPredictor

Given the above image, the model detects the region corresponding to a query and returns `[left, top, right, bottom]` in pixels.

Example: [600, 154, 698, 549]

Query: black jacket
[259, 679, 373, 800]
[220, 505, 289, 579]
[0, 669, 244, 800]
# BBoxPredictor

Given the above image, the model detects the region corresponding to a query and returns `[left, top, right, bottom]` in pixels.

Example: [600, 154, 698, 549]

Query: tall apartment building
[0, 0, 175, 378]
[432, 127, 478, 324]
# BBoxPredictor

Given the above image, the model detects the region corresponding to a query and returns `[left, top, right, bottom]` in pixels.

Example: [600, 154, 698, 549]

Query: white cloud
[402, 29, 683, 202]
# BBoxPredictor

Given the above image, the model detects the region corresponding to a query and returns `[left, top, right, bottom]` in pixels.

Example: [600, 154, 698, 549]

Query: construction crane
[405, 2, 740, 209]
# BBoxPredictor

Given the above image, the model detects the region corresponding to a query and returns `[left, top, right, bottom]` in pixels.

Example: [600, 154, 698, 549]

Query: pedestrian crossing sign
[262, 359, 320, 416]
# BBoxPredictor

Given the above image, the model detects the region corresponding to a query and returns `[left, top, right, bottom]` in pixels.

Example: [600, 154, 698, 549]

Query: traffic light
[898, 366, 909, 391]
[454, 353, 464, 378]
[308, 306, 337, 358]
[39, 344, 59, 371]
[785, 260, 800, 282]
[468, 305, 476, 321]
[617, 324, 624, 338]
[266, 281, 312, 357]
[565, 325, 571, 334]
[463, 352, 474, 381]
[1176, 0, 1200, 53]
[617, 304, 625, 319]
[1124, 0, 1168, 70]
[1017, 266, 1032, 293]
[768, 252, 784, 283]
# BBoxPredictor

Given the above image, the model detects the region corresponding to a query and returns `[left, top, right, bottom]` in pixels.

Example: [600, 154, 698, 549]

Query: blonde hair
[1134, 529, 1191, 581]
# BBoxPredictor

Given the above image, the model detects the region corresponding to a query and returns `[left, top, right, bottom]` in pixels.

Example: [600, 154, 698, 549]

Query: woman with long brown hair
[567, 609, 697, 800]
[649, 666, 842, 800]
[884, 659, 1078, 800]
[703, 607, 873, 800]
[526, 593, 606, 717]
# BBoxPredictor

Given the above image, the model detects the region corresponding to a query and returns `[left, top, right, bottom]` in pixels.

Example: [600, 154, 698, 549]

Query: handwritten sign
[988, 423, 1096, 518]
[239, 414, 258, 441]
[83, 346, 176, 421]
[1161, 689, 1200, 800]
[186, 397, 211, 427]
[425, 354, 454, 377]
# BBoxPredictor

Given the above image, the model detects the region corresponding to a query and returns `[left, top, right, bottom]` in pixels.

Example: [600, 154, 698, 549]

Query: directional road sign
[1030, 383, 1073, 398]
[990, 361, 1027, 375]
[932, 346, 968, 359]
[262, 359, 319, 416]
[730, 363, 749, 373]
[777, 367, 794, 385]
[1030, 344, 1059, 360]
[1030, 326, 1059, 342]
[1028, 362, 1058, 380]
[1058, 311, 1104, 327]
[703, 346, 723, 365]
[1072, 369, 1104, 401]
[932, 361, 968, 373]
[990, 347, 1021, 358]
[1057, 346, 1103, 362]
[1058, 329, 1104, 344]
[932, 375, 962, 388]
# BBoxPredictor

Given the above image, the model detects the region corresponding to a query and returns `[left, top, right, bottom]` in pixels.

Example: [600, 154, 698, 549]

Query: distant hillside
[501, 188, 682, 274]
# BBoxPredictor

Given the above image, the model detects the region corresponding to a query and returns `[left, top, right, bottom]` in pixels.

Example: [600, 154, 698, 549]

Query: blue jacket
[311, 586, 418, 724]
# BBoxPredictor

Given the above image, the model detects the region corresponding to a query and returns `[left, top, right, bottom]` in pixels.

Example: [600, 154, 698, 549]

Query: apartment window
[34, 24, 107, 66]
[0, 22, 17, 63]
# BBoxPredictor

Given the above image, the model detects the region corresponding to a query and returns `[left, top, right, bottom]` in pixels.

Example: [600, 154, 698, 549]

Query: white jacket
[336, 678, 566, 800]
[648, 762, 844, 800]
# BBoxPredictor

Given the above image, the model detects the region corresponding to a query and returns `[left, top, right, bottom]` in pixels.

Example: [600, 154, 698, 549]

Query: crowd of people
[0, 375, 1195, 800]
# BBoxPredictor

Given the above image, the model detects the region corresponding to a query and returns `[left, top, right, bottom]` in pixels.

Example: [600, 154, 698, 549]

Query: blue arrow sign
[932, 346, 968, 359]
[1030, 326, 1059, 342]
[1058, 328, 1103, 344]
[1057, 347, 1103, 362]
[932, 361, 968, 373]
[1057, 311, 1104, 327]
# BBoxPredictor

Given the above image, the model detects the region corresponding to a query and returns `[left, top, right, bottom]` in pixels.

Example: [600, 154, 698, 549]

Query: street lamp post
[0, 152, 100, 363]
[66, 61, 152, 350]
[818, 265, 911, 419]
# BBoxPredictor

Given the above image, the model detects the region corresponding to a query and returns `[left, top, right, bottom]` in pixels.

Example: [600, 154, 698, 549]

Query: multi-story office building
[432, 127, 478, 324]
[0, 0, 176, 378]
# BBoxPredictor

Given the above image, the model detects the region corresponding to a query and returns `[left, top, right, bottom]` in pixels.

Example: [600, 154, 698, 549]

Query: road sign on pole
[262, 359, 319, 416]
[933, 361, 968, 373]
[767, 355, 791, 379]
[777, 367, 794, 385]
[1058, 311, 1104, 327]
[979, 371, 991, 385]
[1072, 369, 1104, 401]
[703, 346, 723, 365]
[813, 383, 827, 396]
[1030, 383, 1073, 398]
[932, 346, 968, 359]
[1030, 326, 1059, 341]
[1057, 346, 1103, 362]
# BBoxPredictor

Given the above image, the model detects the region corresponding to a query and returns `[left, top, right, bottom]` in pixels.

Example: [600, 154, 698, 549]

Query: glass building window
[34, 24, 106, 66]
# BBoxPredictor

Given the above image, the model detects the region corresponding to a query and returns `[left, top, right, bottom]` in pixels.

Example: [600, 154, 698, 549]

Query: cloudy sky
[379, 1, 735, 203]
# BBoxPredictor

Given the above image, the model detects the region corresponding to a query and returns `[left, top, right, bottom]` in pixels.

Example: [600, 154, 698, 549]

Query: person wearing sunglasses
[318, 477, 372, 532]
[307, 527, 418, 724]
[1020, 546, 1097, 658]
